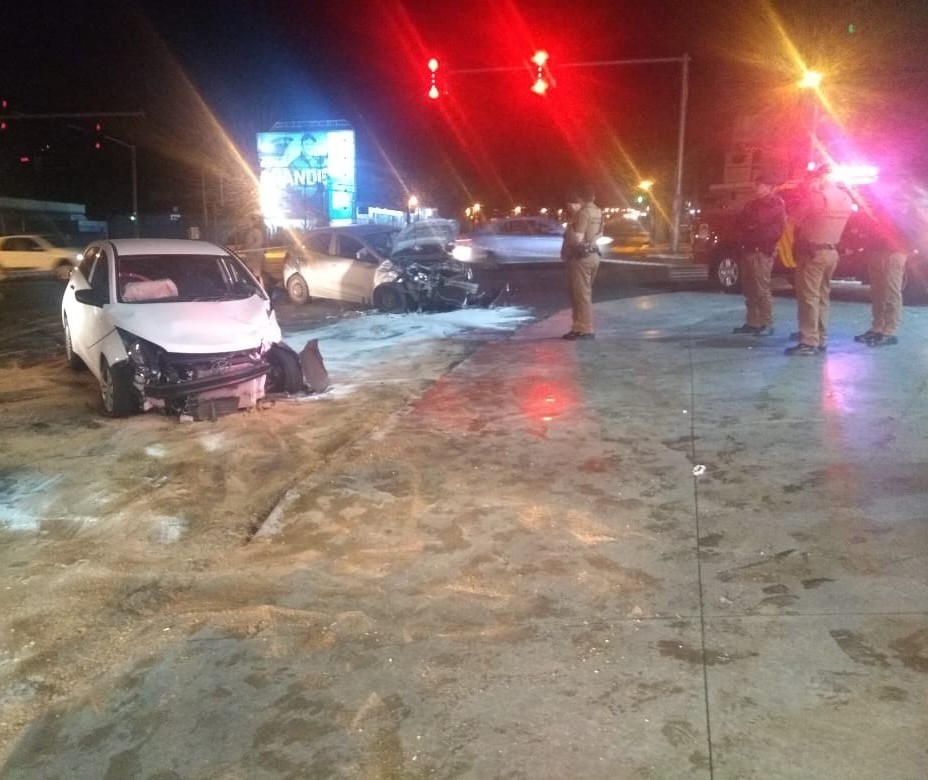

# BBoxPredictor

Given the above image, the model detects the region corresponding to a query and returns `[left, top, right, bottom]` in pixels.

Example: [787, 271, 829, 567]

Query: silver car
[466, 216, 566, 262]
[282, 219, 482, 310]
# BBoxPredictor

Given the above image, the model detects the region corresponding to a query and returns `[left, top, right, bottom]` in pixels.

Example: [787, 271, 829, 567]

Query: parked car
[602, 214, 651, 251]
[61, 238, 304, 419]
[693, 186, 928, 303]
[0, 234, 83, 280]
[282, 219, 497, 312]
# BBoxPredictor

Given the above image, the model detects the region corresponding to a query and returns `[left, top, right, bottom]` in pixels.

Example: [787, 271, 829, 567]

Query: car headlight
[374, 260, 401, 286]
[452, 245, 474, 262]
[116, 329, 163, 371]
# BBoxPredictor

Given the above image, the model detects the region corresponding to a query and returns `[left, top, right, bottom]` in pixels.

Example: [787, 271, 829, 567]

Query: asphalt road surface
[0, 264, 682, 365]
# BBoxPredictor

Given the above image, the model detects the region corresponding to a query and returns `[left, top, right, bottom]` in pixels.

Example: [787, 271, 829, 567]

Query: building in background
[0, 197, 107, 242]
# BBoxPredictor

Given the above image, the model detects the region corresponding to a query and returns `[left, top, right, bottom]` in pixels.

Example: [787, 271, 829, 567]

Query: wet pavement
[5, 292, 927, 778]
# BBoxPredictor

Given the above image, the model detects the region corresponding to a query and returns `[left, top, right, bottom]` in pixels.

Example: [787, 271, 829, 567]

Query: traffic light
[93, 122, 103, 149]
[531, 50, 550, 95]
[428, 58, 440, 99]
[1, 99, 7, 131]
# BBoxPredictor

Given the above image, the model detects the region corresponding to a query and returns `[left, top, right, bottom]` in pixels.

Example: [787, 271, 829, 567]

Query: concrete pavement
[5, 291, 926, 778]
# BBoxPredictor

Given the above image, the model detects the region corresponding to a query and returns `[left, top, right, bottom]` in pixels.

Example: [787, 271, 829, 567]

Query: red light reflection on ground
[409, 341, 582, 438]
[819, 353, 870, 416]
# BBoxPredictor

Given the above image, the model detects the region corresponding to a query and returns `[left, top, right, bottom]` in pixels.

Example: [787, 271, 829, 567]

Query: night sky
[2, 0, 927, 220]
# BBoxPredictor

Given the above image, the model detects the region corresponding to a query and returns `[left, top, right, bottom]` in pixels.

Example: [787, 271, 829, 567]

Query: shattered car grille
[141, 349, 269, 399]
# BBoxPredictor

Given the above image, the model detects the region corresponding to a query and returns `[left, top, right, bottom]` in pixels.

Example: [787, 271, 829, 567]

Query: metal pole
[101, 133, 139, 237]
[201, 167, 209, 239]
[130, 144, 139, 237]
[438, 54, 692, 249]
[671, 54, 690, 255]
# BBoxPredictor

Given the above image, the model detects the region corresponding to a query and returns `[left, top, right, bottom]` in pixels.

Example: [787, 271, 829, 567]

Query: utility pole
[102, 133, 139, 236]
[429, 55, 691, 253]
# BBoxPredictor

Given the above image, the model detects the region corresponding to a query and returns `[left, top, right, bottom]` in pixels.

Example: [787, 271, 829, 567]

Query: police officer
[561, 184, 604, 340]
[732, 171, 786, 337]
[786, 166, 856, 355]
[854, 181, 913, 347]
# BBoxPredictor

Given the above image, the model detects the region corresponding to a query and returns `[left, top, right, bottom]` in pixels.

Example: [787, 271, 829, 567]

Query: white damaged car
[61, 238, 305, 419]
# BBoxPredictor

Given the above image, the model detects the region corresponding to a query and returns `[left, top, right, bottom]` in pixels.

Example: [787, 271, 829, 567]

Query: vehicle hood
[106, 295, 281, 353]
[392, 219, 459, 254]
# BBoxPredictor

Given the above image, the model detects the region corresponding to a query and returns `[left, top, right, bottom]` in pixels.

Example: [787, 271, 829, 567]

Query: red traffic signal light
[530, 50, 551, 95]
[93, 122, 103, 149]
[428, 58, 440, 99]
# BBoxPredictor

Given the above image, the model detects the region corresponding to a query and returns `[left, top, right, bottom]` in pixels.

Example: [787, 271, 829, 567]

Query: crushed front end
[121, 331, 272, 419]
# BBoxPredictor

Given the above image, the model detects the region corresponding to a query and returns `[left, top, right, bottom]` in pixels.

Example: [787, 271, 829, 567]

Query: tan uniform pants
[565, 254, 600, 334]
[795, 248, 839, 348]
[741, 250, 775, 328]
[869, 250, 906, 336]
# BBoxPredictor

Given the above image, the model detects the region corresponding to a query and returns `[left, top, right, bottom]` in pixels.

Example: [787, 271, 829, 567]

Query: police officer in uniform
[786, 166, 856, 355]
[732, 171, 786, 337]
[561, 184, 604, 340]
[854, 181, 913, 347]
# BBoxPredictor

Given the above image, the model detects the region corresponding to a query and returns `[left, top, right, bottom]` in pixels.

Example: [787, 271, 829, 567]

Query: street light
[798, 69, 823, 168]
[407, 195, 418, 224]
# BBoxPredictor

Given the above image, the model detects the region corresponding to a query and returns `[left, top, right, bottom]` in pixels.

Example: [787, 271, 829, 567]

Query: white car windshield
[116, 253, 263, 303]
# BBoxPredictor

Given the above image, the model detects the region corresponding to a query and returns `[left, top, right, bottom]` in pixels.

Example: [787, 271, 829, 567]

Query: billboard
[257, 125, 356, 226]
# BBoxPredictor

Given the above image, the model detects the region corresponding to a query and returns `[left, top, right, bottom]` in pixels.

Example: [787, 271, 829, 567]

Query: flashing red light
[530, 50, 551, 95]
[0, 121, 6, 131]
[19, 156, 30, 163]
[427, 58, 440, 99]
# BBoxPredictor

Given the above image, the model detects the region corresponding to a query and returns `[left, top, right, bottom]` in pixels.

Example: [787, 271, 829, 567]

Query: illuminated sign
[257, 125, 356, 225]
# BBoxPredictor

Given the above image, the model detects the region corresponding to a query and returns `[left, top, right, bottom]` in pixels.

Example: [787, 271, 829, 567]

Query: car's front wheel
[100, 358, 139, 417]
[373, 283, 408, 313]
[54, 261, 73, 281]
[63, 316, 85, 370]
[286, 274, 310, 305]
[264, 343, 304, 394]
[712, 254, 742, 293]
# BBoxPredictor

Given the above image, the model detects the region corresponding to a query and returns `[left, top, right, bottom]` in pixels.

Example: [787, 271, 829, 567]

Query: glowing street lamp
[798, 69, 822, 90]
[407, 194, 419, 224]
